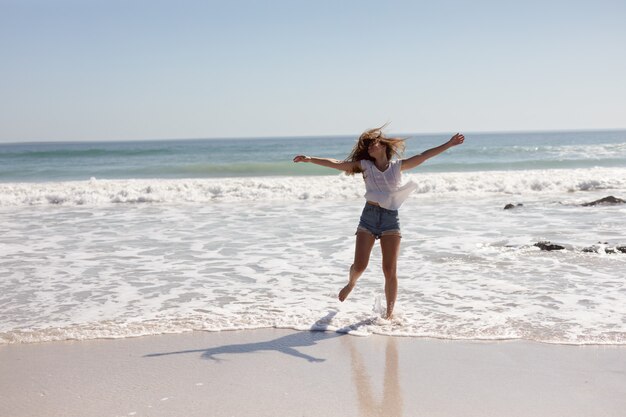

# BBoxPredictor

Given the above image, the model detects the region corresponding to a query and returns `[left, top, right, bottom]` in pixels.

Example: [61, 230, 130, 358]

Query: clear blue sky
[1, 0, 625, 142]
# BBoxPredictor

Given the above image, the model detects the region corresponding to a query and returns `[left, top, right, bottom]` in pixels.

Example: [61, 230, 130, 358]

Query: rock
[534, 241, 565, 251]
[581, 196, 625, 206]
[583, 245, 606, 253]
[582, 244, 626, 254]
[504, 203, 523, 210]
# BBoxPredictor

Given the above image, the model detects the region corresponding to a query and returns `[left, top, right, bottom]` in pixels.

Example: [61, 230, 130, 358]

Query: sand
[1, 328, 625, 417]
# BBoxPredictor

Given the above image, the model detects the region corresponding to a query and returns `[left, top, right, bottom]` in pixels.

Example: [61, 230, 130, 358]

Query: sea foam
[1, 167, 625, 207]
[2, 190, 625, 346]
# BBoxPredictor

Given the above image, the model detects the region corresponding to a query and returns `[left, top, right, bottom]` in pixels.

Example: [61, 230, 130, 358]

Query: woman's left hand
[448, 133, 465, 146]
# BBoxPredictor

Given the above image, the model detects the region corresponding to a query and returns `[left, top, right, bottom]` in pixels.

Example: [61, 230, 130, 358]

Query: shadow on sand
[144, 311, 372, 363]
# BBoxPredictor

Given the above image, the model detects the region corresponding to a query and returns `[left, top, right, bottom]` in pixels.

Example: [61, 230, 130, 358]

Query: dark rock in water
[581, 196, 625, 206]
[582, 244, 626, 254]
[504, 203, 523, 210]
[534, 241, 565, 251]
[583, 245, 606, 253]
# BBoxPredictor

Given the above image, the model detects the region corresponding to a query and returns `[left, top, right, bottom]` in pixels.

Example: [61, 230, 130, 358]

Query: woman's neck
[374, 155, 389, 171]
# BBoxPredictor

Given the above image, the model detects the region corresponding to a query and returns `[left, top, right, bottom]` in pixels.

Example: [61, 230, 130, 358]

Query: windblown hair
[344, 124, 406, 175]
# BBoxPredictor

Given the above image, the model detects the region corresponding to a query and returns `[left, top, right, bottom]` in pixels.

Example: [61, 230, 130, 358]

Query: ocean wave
[1, 167, 625, 207]
[0, 147, 171, 159]
[458, 142, 626, 159]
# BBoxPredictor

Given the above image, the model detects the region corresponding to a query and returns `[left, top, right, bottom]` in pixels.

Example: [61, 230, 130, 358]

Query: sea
[1, 130, 626, 345]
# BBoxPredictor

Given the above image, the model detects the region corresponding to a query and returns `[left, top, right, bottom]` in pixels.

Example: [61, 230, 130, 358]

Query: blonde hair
[344, 124, 406, 175]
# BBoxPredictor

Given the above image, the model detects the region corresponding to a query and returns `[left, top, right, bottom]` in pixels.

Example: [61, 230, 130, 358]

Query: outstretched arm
[401, 133, 465, 171]
[293, 155, 359, 172]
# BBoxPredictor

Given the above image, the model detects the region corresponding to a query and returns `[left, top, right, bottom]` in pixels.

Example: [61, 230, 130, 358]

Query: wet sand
[1, 328, 625, 417]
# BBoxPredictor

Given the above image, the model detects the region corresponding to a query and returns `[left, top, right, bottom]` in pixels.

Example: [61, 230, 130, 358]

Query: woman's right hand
[293, 155, 311, 163]
[447, 133, 465, 147]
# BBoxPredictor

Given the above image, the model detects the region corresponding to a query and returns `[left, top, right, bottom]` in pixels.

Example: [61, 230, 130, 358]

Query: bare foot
[338, 283, 355, 302]
[385, 303, 395, 320]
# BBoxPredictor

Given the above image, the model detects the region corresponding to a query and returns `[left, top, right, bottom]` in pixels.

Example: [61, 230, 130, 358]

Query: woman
[293, 126, 464, 319]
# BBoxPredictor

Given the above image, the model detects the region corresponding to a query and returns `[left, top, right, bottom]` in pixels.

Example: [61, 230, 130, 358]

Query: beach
[1, 131, 626, 415]
[2, 328, 626, 417]
[3, 0, 626, 413]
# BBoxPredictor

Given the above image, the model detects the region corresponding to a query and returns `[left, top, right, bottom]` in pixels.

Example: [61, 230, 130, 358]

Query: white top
[360, 159, 417, 210]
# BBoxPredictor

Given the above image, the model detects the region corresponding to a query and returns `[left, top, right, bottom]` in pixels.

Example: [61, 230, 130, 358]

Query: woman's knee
[352, 262, 368, 275]
[382, 262, 397, 278]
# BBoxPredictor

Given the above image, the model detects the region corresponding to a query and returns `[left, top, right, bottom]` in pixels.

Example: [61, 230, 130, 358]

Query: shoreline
[4, 325, 626, 347]
[1, 328, 625, 417]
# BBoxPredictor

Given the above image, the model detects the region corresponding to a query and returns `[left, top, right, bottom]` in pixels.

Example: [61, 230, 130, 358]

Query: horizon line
[1, 127, 625, 146]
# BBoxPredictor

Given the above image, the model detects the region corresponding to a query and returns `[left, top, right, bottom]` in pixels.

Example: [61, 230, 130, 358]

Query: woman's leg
[380, 234, 401, 319]
[338, 231, 376, 301]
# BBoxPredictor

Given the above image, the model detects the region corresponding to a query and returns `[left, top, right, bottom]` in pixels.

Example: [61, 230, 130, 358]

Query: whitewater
[1, 167, 625, 206]
[2, 167, 626, 345]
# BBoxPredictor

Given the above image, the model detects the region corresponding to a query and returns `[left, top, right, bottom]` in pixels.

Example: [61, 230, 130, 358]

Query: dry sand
[1, 328, 625, 417]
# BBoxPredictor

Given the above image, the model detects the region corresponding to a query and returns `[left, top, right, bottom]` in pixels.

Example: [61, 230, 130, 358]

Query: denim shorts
[356, 203, 401, 239]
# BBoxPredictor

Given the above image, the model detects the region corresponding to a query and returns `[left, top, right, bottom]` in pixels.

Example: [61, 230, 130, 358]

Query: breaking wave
[1, 167, 625, 207]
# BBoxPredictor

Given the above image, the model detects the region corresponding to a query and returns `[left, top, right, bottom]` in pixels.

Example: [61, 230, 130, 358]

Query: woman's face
[367, 139, 385, 158]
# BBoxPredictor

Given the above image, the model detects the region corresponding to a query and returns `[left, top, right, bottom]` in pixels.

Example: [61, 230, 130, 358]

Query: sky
[1, 0, 625, 142]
